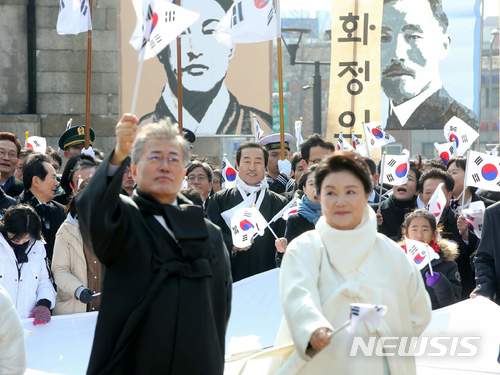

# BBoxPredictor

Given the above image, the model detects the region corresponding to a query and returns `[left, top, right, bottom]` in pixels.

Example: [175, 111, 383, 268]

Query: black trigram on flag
[388, 159, 396, 167]
[450, 126, 458, 132]
[231, 2, 244, 27]
[386, 174, 394, 182]
[474, 156, 483, 166]
[80, 0, 88, 16]
[472, 173, 480, 183]
[462, 135, 468, 143]
[351, 305, 360, 317]
[165, 11, 176, 23]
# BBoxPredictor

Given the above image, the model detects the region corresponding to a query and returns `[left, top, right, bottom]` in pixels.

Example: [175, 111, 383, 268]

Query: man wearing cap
[258, 133, 294, 195]
[58, 125, 96, 159]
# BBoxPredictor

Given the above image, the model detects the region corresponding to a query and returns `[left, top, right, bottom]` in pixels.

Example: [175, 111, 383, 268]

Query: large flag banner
[129, 0, 200, 60]
[427, 182, 447, 224]
[404, 239, 440, 271]
[216, 0, 280, 44]
[230, 207, 268, 248]
[380, 0, 481, 157]
[379, 153, 409, 186]
[56, 0, 92, 35]
[462, 200, 485, 239]
[119, 1, 273, 138]
[444, 117, 480, 156]
[465, 151, 500, 192]
[327, 1, 383, 148]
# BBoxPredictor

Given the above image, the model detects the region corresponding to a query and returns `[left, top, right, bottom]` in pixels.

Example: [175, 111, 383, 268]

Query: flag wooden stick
[428, 252, 435, 276]
[130, 49, 145, 115]
[84, 0, 93, 149]
[378, 152, 386, 210]
[175, 0, 183, 132]
[362, 123, 371, 158]
[461, 151, 470, 212]
[277, 37, 285, 160]
[267, 224, 279, 240]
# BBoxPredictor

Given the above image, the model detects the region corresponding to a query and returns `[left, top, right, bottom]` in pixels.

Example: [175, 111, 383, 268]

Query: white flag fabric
[465, 151, 500, 193]
[216, 0, 280, 44]
[130, 0, 199, 60]
[427, 182, 447, 224]
[443, 117, 479, 156]
[379, 154, 410, 186]
[269, 198, 298, 224]
[404, 239, 440, 271]
[364, 122, 396, 149]
[434, 142, 456, 166]
[462, 200, 486, 239]
[351, 134, 369, 157]
[56, 0, 92, 35]
[25, 136, 47, 154]
[230, 207, 268, 248]
[253, 117, 265, 142]
[294, 120, 304, 151]
[336, 133, 346, 151]
[222, 157, 238, 189]
[349, 303, 387, 333]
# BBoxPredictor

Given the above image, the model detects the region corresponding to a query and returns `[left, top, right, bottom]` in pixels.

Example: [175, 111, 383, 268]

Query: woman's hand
[376, 208, 383, 226]
[308, 327, 333, 356]
[457, 215, 469, 242]
[275, 238, 288, 253]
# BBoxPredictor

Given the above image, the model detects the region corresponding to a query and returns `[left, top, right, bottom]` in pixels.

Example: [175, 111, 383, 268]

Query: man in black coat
[473, 201, 500, 304]
[18, 153, 65, 262]
[207, 142, 287, 282]
[0, 132, 23, 198]
[77, 114, 232, 375]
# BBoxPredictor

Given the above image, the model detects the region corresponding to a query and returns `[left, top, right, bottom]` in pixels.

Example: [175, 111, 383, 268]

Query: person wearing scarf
[400, 209, 462, 310]
[207, 142, 288, 281]
[276, 153, 431, 375]
[0, 205, 56, 324]
[275, 165, 321, 266]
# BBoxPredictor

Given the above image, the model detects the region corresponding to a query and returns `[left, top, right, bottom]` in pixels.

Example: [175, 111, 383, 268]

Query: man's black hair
[22, 153, 51, 191]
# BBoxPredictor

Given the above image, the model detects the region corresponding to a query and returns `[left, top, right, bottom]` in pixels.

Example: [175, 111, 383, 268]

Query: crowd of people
[0, 114, 499, 374]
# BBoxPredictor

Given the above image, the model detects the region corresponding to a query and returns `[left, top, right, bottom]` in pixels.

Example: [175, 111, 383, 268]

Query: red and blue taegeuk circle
[371, 128, 384, 139]
[414, 253, 425, 264]
[449, 133, 459, 148]
[481, 164, 498, 181]
[440, 152, 450, 164]
[395, 163, 408, 178]
[225, 167, 237, 182]
[254, 0, 270, 9]
[240, 219, 254, 231]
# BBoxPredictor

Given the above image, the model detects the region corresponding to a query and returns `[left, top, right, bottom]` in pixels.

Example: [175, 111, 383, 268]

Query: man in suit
[76, 114, 232, 374]
[473, 202, 500, 304]
[381, 0, 478, 131]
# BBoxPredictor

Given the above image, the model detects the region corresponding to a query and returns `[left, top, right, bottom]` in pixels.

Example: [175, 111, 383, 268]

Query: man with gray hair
[76, 114, 232, 375]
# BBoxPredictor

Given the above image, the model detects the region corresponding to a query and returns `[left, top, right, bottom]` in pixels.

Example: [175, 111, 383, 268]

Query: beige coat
[0, 285, 25, 375]
[51, 217, 88, 315]
[276, 206, 432, 375]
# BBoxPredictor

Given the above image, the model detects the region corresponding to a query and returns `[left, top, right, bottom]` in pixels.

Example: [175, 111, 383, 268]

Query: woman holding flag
[400, 209, 462, 310]
[277, 152, 431, 375]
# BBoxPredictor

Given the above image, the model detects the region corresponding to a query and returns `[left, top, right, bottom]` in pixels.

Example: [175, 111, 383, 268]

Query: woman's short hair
[446, 157, 466, 172]
[0, 204, 42, 241]
[297, 164, 318, 191]
[315, 152, 373, 194]
[187, 161, 214, 182]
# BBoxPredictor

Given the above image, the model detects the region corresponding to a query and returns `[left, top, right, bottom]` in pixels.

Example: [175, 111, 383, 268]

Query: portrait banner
[119, 0, 273, 137]
[327, 0, 383, 146]
[379, 0, 481, 157]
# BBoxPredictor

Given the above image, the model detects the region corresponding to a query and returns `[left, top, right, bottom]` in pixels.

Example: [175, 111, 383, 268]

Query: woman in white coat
[0, 284, 26, 375]
[277, 152, 432, 375]
[0, 205, 56, 323]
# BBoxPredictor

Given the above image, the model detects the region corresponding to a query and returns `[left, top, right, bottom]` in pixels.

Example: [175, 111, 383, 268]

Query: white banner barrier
[23, 269, 500, 374]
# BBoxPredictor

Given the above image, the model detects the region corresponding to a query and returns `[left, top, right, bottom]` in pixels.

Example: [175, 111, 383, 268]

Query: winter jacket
[378, 195, 417, 241]
[52, 215, 100, 315]
[0, 285, 25, 375]
[0, 233, 56, 318]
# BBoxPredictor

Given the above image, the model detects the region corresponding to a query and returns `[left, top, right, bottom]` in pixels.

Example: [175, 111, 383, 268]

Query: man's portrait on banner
[140, 0, 273, 136]
[381, 0, 479, 131]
